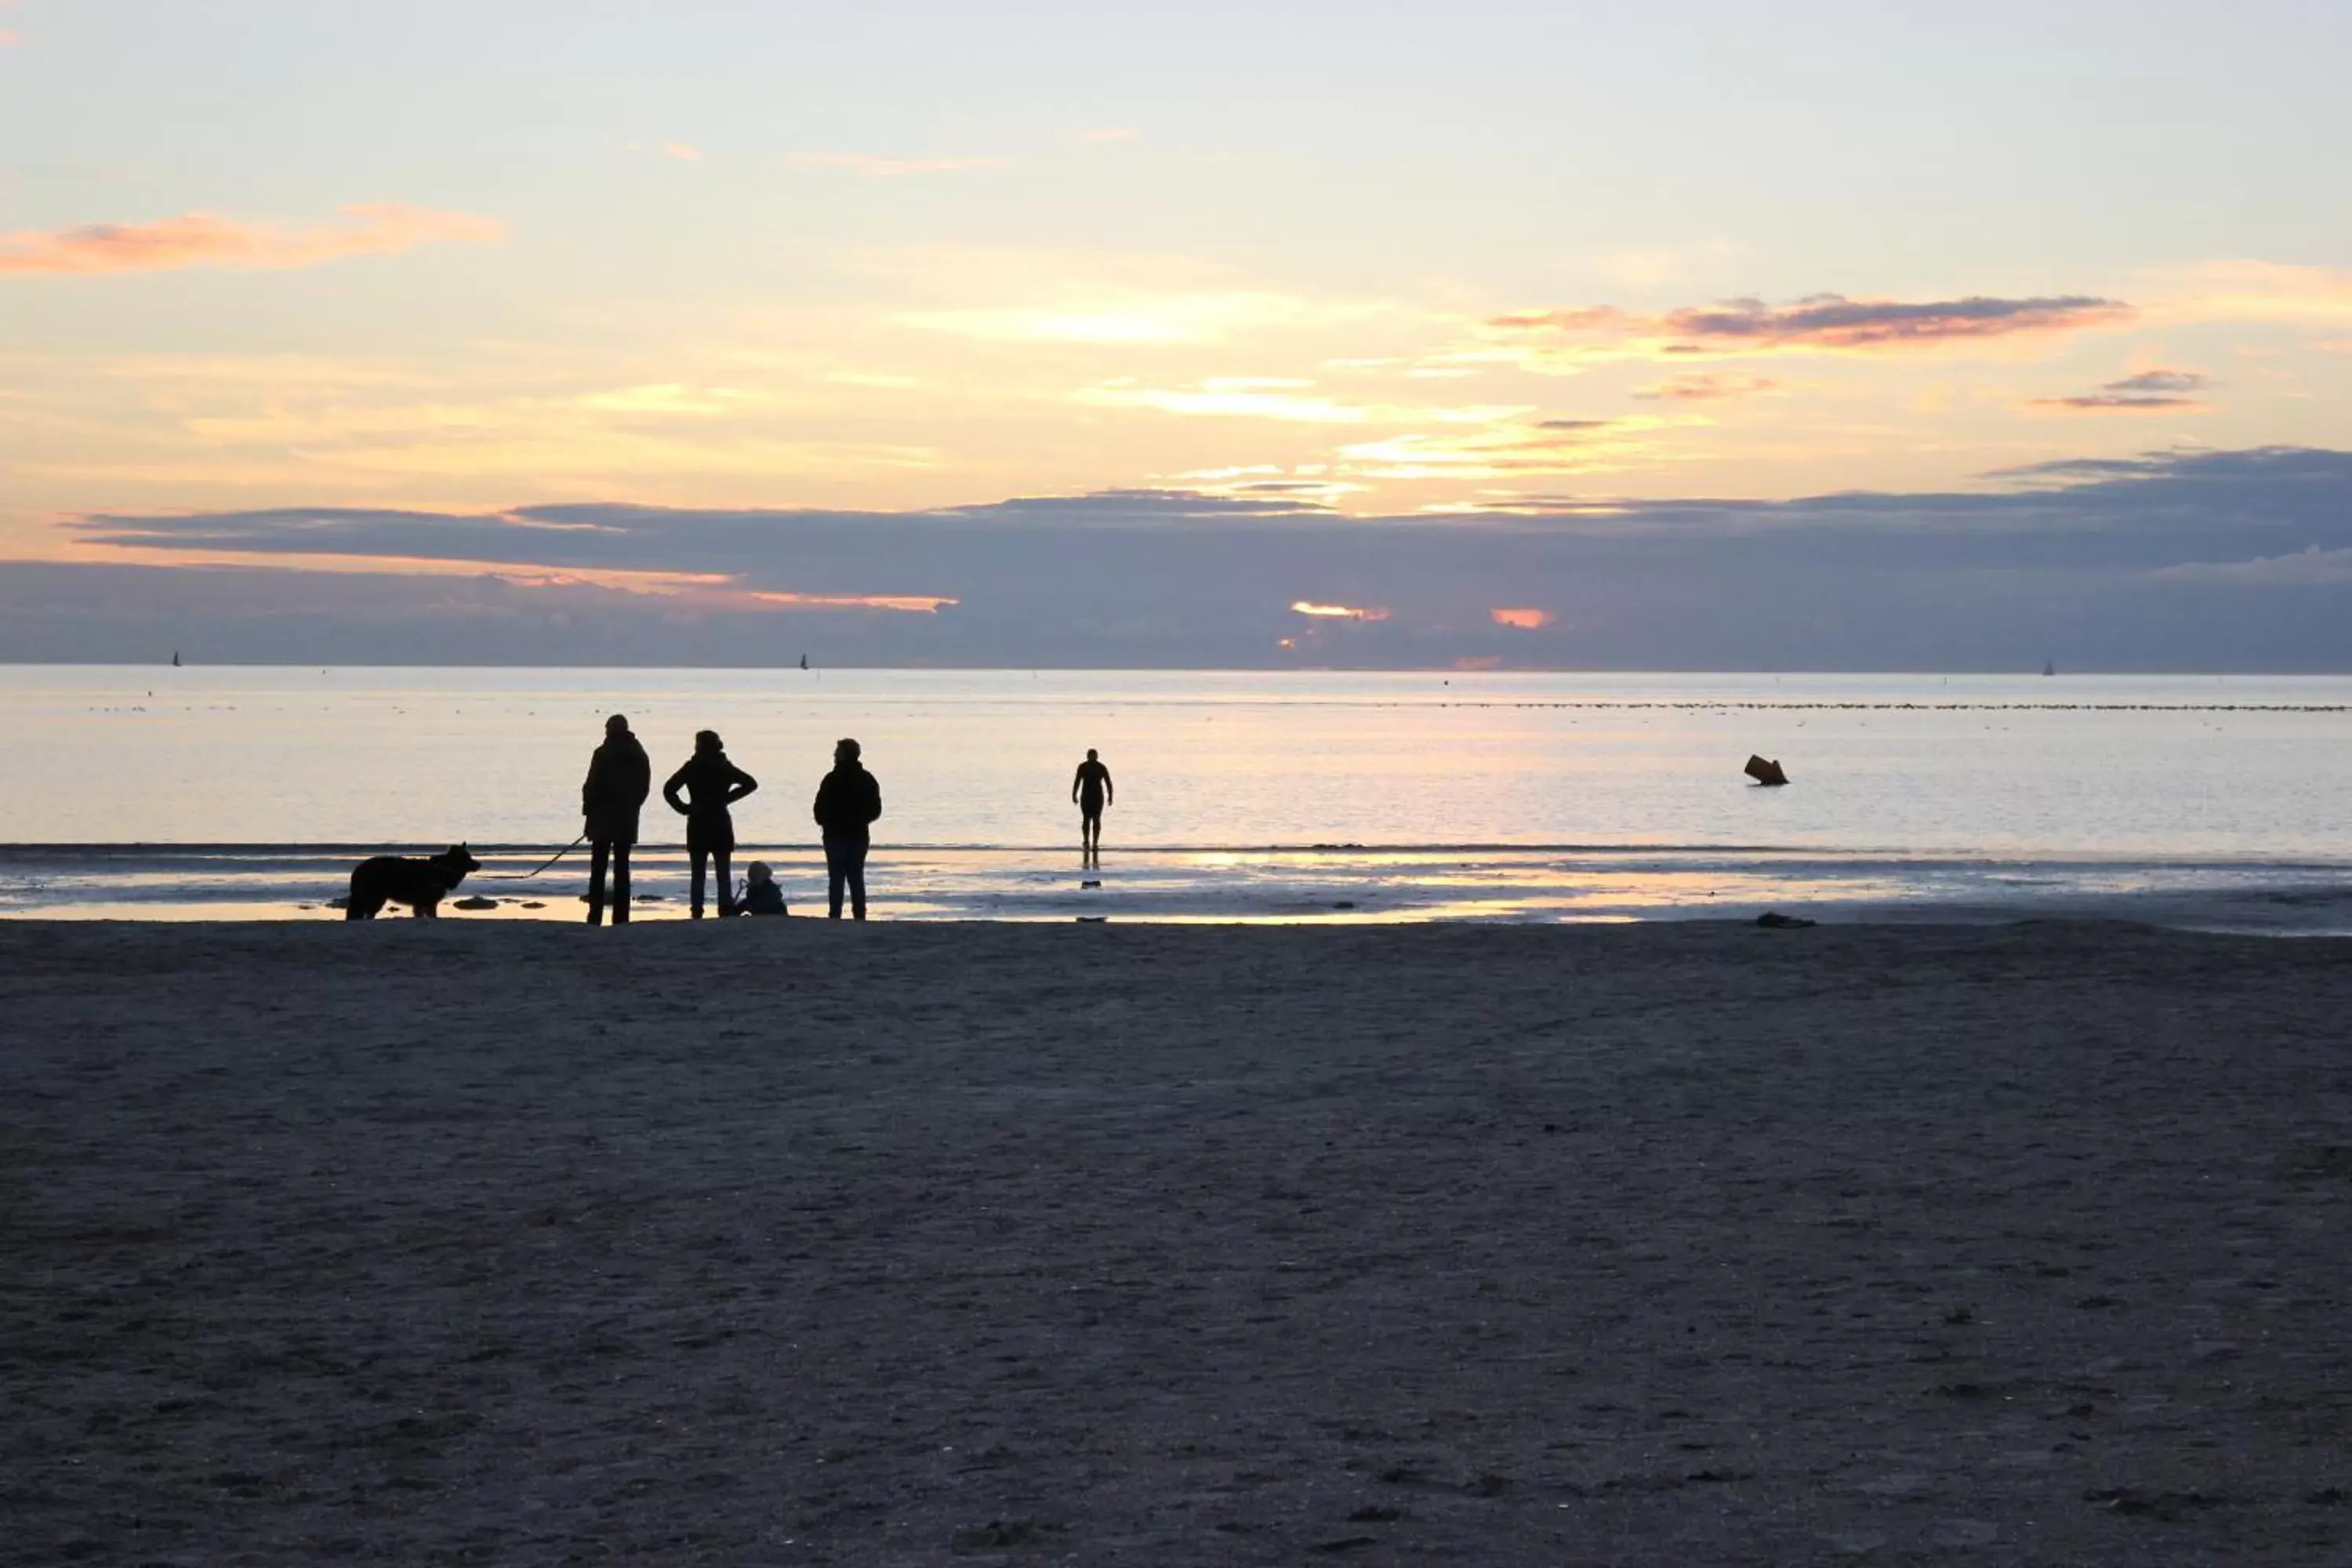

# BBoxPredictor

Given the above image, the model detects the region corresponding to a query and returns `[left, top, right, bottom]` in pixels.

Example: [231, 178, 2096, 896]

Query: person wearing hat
[662, 729, 759, 919]
[739, 861, 788, 916]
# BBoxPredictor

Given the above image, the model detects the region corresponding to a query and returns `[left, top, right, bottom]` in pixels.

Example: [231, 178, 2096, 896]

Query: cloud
[1075, 127, 1138, 143]
[1490, 607, 1553, 629]
[1338, 416, 1668, 479]
[897, 290, 1391, 347]
[1078, 377, 1526, 426]
[748, 591, 958, 613]
[2151, 544, 2352, 586]
[608, 138, 702, 162]
[790, 153, 1008, 177]
[2031, 368, 2209, 412]
[1635, 372, 1778, 401]
[0, 204, 503, 277]
[1483, 292, 2130, 364]
[44, 448, 2352, 670]
[2155, 260, 2352, 328]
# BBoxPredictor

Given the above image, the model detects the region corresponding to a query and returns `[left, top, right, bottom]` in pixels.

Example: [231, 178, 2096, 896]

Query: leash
[497, 833, 587, 880]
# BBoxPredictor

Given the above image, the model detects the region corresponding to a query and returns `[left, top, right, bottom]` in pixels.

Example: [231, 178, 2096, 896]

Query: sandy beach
[4, 918, 2350, 1565]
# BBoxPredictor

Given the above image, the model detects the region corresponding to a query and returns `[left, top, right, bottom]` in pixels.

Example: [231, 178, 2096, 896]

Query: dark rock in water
[634, 894, 664, 902]
[1744, 754, 1790, 786]
[1076, 916, 1107, 924]
[520, 901, 546, 910]
[1080, 879, 1102, 889]
[1332, 901, 1357, 910]
[1756, 911, 1816, 929]
[452, 896, 498, 911]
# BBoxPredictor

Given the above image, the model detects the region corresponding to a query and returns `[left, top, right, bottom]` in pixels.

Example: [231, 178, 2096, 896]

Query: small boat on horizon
[2042, 659, 2055, 677]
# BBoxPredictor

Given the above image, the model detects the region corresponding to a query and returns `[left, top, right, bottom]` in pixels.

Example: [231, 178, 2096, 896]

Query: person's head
[746, 861, 773, 884]
[605, 713, 630, 738]
[835, 737, 861, 764]
[695, 728, 723, 754]
[1086, 748, 1098, 761]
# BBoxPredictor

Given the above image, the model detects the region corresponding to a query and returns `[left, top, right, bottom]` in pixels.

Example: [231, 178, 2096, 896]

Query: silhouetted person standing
[582, 713, 652, 926]
[1073, 748, 1113, 866]
[812, 737, 882, 920]
[663, 729, 758, 919]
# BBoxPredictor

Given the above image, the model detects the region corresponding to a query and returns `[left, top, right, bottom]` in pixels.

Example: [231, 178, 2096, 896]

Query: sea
[3, 665, 2350, 931]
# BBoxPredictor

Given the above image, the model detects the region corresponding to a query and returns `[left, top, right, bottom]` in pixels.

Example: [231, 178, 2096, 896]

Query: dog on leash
[344, 844, 482, 920]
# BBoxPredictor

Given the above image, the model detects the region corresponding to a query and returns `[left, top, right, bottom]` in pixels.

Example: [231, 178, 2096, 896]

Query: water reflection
[7, 843, 2350, 935]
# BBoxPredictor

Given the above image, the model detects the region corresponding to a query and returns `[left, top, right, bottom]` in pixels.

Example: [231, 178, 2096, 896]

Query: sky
[3, 1, 2351, 666]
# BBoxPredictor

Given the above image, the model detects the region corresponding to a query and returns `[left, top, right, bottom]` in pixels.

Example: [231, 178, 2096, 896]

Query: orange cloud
[1076, 127, 1139, 143]
[1291, 600, 1388, 621]
[1490, 606, 1552, 630]
[0, 204, 503, 277]
[791, 153, 1008, 177]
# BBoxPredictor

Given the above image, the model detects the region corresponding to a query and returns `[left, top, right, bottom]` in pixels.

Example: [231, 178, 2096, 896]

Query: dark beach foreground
[3, 920, 2349, 1565]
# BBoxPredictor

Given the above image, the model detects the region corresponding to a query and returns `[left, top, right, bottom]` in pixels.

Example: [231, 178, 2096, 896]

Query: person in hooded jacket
[582, 713, 652, 926]
[663, 728, 759, 918]
[811, 737, 882, 920]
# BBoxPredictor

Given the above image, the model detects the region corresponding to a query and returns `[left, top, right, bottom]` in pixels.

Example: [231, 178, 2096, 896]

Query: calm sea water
[3, 666, 2349, 929]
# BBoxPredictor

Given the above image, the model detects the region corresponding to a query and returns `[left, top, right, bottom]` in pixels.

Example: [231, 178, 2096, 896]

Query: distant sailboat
[171, 651, 181, 667]
[799, 653, 809, 671]
[2042, 658, 2056, 677]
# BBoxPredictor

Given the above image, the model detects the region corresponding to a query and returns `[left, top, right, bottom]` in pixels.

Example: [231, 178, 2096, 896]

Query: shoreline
[6, 920, 2350, 1563]
[5, 842, 2352, 933]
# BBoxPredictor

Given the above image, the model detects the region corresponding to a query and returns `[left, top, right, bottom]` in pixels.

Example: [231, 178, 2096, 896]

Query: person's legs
[713, 848, 735, 916]
[847, 841, 868, 920]
[612, 842, 631, 924]
[587, 838, 611, 925]
[826, 840, 846, 919]
[689, 844, 708, 919]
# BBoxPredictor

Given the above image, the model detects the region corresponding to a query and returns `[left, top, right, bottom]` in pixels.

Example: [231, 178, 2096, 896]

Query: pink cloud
[1076, 127, 1139, 143]
[747, 590, 960, 613]
[1490, 293, 2129, 358]
[1634, 372, 1779, 401]
[1490, 606, 1552, 630]
[2029, 368, 2209, 412]
[0, 204, 503, 276]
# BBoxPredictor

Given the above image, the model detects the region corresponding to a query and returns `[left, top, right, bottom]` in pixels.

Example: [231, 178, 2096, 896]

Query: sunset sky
[4, 1, 2351, 665]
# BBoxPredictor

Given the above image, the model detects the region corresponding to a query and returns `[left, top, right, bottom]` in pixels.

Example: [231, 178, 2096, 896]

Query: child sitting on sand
[739, 862, 789, 917]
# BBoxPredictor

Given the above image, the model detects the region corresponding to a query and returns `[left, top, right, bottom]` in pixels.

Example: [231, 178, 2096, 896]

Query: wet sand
[3, 919, 2350, 1565]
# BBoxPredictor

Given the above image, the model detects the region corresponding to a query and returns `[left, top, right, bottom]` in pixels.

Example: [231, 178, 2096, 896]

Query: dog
[344, 844, 482, 920]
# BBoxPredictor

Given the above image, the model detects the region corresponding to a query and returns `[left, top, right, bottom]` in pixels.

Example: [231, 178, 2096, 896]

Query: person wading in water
[662, 729, 758, 919]
[1072, 748, 1113, 866]
[582, 713, 652, 925]
[811, 738, 882, 920]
